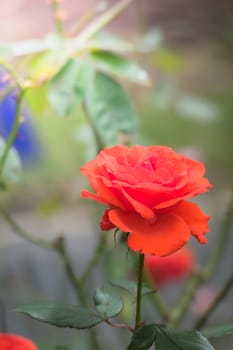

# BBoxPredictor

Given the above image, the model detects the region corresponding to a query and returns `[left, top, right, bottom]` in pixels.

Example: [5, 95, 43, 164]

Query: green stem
[0, 207, 101, 349]
[54, 236, 87, 305]
[0, 62, 22, 90]
[170, 270, 205, 328]
[50, 0, 65, 37]
[152, 292, 171, 323]
[202, 199, 233, 279]
[0, 300, 8, 333]
[53, 237, 101, 349]
[0, 86, 15, 101]
[170, 198, 233, 327]
[144, 267, 171, 322]
[105, 318, 134, 333]
[0, 205, 54, 250]
[83, 101, 104, 153]
[195, 269, 233, 330]
[80, 231, 106, 284]
[0, 89, 26, 178]
[0, 207, 84, 298]
[135, 253, 144, 328]
[75, 0, 136, 45]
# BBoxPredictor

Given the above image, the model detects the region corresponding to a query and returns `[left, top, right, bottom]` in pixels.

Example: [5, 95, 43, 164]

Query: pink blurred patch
[191, 286, 219, 316]
[144, 247, 195, 288]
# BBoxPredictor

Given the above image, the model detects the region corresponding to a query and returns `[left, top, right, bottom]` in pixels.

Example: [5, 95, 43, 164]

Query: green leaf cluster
[0, 136, 21, 184]
[86, 71, 137, 146]
[48, 58, 92, 116]
[110, 278, 155, 298]
[90, 50, 149, 84]
[202, 323, 233, 339]
[93, 287, 123, 318]
[15, 301, 103, 329]
[127, 325, 215, 350]
[17, 298, 233, 350]
[46, 50, 140, 147]
[16, 288, 123, 330]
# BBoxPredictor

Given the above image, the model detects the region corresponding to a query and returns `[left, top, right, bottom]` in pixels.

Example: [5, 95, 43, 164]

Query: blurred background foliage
[0, 0, 233, 349]
[0, 0, 232, 207]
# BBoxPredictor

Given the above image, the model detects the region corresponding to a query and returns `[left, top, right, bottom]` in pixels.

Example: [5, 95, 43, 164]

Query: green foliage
[38, 344, 70, 350]
[48, 58, 91, 116]
[127, 324, 215, 350]
[203, 323, 233, 339]
[0, 34, 61, 57]
[127, 324, 157, 350]
[152, 49, 183, 72]
[27, 50, 66, 80]
[86, 71, 137, 146]
[0, 137, 21, 183]
[91, 50, 149, 84]
[155, 326, 215, 350]
[25, 85, 49, 115]
[176, 95, 218, 122]
[110, 278, 155, 297]
[93, 31, 135, 53]
[37, 197, 62, 216]
[93, 287, 123, 318]
[15, 301, 104, 329]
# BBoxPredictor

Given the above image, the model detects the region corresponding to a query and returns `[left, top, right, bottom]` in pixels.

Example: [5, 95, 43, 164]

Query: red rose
[144, 248, 195, 288]
[81, 145, 212, 256]
[0, 334, 38, 350]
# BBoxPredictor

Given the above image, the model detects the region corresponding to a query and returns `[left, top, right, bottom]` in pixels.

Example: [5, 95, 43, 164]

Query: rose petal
[100, 209, 116, 230]
[81, 189, 109, 205]
[122, 184, 173, 208]
[172, 201, 210, 244]
[0, 334, 38, 350]
[120, 187, 156, 219]
[108, 209, 190, 256]
[81, 177, 126, 209]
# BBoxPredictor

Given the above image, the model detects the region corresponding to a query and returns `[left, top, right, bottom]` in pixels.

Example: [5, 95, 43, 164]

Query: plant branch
[52, 238, 101, 349]
[144, 268, 171, 322]
[169, 270, 205, 328]
[83, 101, 105, 153]
[80, 231, 107, 283]
[0, 88, 26, 178]
[195, 269, 233, 330]
[202, 199, 233, 280]
[0, 207, 101, 349]
[135, 253, 144, 328]
[0, 62, 23, 90]
[0, 206, 86, 300]
[105, 318, 134, 333]
[0, 205, 54, 250]
[0, 206, 91, 305]
[75, 0, 136, 46]
[0, 300, 8, 333]
[0, 85, 15, 101]
[152, 292, 171, 323]
[50, 0, 65, 37]
[170, 198, 233, 327]
[53, 236, 87, 305]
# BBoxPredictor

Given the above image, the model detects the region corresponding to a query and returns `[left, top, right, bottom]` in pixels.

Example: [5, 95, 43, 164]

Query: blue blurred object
[0, 71, 41, 166]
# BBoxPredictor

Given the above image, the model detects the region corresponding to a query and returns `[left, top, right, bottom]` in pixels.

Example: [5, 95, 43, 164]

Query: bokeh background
[0, 1, 233, 349]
